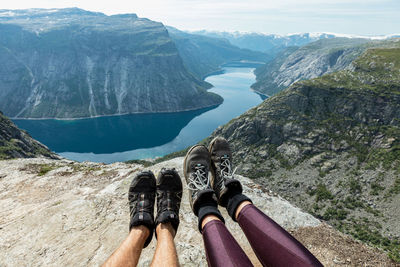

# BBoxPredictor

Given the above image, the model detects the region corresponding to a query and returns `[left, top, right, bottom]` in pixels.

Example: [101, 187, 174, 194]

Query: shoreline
[250, 87, 270, 98]
[10, 102, 222, 121]
[11, 65, 259, 121]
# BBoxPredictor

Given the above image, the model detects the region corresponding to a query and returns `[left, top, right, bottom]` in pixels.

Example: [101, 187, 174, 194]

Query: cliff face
[0, 111, 56, 159]
[167, 27, 270, 80]
[252, 38, 372, 96]
[209, 44, 400, 261]
[0, 8, 222, 118]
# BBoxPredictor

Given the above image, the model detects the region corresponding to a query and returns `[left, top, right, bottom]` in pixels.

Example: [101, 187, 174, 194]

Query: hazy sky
[2, 0, 400, 35]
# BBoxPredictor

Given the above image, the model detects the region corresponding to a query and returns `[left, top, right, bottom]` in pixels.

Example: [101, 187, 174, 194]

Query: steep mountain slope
[208, 44, 400, 261]
[252, 38, 372, 96]
[0, 111, 56, 159]
[0, 157, 395, 266]
[0, 8, 222, 119]
[167, 27, 270, 80]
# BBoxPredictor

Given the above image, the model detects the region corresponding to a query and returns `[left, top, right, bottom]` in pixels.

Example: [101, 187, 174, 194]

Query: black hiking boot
[184, 145, 224, 232]
[155, 168, 182, 236]
[128, 171, 156, 247]
[209, 137, 244, 207]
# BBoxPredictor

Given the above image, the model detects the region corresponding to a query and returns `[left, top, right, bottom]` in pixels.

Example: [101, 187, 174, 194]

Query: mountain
[167, 26, 270, 80]
[252, 38, 373, 96]
[192, 30, 400, 55]
[0, 8, 222, 119]
[207, 44, 400, 262]
[0, 111, 56, 159]
[0, 156, 395, 266]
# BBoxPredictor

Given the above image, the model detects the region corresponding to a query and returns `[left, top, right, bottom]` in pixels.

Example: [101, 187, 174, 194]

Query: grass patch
[38, 164, 57, 176]
[309, 183, 333, 202]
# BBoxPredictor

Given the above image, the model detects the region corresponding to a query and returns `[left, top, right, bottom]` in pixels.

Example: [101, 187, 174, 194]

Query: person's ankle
[130, 225, 151, 242]
[201, 214, 221, 230]
[226, 193, 252, 222]
[197, 204, 225, 232]
[235, 201, 252, 220]
[156, 222, 176, 238]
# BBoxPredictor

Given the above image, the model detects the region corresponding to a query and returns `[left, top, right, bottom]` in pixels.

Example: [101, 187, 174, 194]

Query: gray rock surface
[252, 38, 373, 96]
[0, 157, 320, 266]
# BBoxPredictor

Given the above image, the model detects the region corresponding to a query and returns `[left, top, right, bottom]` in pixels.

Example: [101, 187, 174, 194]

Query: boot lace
[216, 155, 237, 189]
[187, 164, 210, 191]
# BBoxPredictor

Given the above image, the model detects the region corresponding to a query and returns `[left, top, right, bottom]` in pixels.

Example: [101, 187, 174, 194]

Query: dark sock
[198, 204, 225, 232]
[129, 212, 154, 247]
[227, 193, 252, 222]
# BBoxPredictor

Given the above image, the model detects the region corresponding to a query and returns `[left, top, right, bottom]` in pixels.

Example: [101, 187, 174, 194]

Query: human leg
[183, 145, 252, 267]
[236, 201, 323, 267]
[150, 168, 182, 266]
[103, 171, 156, 266]
[102, 225, 149, 267]
[150, 223, 179, 267]
[209, 137, 323, 267]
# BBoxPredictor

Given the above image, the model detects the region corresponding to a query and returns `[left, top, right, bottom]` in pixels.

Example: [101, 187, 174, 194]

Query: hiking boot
[155, 168, 182, 236]
[209, 137, 243, 207]
[128, 171, 156, 247]
[183, 145, 217, 215]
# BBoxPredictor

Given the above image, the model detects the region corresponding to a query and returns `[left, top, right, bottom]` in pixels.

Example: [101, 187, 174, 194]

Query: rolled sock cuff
[198, 205, 225, 233]
[227, 194, 252, 222]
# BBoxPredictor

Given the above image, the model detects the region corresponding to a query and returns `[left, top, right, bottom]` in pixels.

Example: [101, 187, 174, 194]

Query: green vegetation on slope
[209, 43, 400, 262]
[0, 111, 55, 159]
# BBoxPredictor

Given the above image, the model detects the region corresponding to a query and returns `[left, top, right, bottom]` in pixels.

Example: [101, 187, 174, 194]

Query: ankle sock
[129, 212, 154, 247]
[198, 204, 225, 232]
[226, 193, 252, 222]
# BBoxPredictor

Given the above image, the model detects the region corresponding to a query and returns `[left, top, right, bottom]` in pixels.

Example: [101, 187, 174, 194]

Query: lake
[13, 67, 264, 163]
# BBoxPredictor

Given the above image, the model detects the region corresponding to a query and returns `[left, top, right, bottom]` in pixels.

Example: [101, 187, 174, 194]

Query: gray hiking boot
[209, 137, 243, 207]
[183, 145, 218, 215]
[128, 171, 156, 247]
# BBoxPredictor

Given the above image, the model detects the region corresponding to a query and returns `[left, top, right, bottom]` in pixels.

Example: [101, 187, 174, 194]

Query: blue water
[13, 67, 263, 163]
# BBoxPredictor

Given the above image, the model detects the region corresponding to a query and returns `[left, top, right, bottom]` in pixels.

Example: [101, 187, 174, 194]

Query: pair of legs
[104, 137, 322, 267]
[184, 137, 323, 267]
[102, 223, 178, 267]
[103, 168, 182, 267]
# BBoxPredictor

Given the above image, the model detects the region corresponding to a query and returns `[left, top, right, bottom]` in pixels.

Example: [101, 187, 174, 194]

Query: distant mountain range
[192, 30, 400, 55]
[167, 26, 270, 80]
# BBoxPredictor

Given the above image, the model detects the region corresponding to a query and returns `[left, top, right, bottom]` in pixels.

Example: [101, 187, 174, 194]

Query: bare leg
[150, 222, 179, 267]
[102, 225, 149, 267]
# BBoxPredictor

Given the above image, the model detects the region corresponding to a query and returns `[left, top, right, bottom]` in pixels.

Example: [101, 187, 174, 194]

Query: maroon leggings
[202, 204, 323, 267]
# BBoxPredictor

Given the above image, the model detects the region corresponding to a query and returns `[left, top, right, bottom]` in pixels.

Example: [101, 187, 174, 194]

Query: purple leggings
[202, 204, 323, 267]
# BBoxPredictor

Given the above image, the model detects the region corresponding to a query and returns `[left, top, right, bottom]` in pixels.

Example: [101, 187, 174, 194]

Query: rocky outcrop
[0, 8, 222, 118]
[208, 44, 400, 261]
[252, 38, 372, 96]
[0, 111, 57, 159]
[0, 157, 395, 266]
[167, 27, 270, 80]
